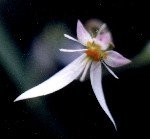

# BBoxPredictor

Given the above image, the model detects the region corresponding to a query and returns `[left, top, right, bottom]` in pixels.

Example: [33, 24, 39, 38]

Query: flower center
[86, 42, 107, 61]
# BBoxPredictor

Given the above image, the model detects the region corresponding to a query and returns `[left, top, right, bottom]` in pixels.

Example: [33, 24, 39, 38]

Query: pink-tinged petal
[93, 38, 108, 50]
[90, 61, 117, 130]
[96, 32, 112, 47]
[14, 54, 87, 102]
[77, 20, 93, 46]
[104, 50, 131, 68]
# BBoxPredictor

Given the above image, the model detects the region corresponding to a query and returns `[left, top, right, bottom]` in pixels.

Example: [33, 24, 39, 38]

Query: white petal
[104, 50, 131, 67]
[14, 54, 87, 102]
[64, 34, 79, 42]
[102, 62, 119, 79]
[77, 20, 93, 46]
[79, 60, 92, 82]
[60, 48, 87, 52]
[90, 61, 117, 129]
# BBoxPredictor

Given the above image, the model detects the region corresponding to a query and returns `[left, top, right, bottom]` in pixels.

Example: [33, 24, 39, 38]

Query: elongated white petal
[104, 50, 131, 67]
[79, 60, 92, 82]
[60, 48, 87, 52]
[103, 62, 119, 79]
[77, 20, 93, 46]
[64, 34, 79, 42]
[14, 54, 87, 102]
[90, 61, 117, 129]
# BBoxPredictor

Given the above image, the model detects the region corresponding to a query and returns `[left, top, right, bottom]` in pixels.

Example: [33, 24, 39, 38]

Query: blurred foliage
[132, 42, 150, 68]
[0, 22, 27, 90]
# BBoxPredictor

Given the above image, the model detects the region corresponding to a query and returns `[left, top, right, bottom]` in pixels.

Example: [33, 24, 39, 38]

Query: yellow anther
[86, 41, 107, 61]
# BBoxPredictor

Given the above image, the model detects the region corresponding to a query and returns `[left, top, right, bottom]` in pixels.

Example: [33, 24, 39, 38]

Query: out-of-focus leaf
[131, 42, 150, 67]
[0, 22, 28, 90]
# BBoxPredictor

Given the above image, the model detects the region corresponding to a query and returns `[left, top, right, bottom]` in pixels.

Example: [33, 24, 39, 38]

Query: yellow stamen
[86, 42, 107, 61]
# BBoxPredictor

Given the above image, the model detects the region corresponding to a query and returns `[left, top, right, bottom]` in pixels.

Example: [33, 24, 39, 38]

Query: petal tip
[79, 78, 84, 82]
[77, 20, 83, 29]
[116, 76, 119, 79]
[64, 34, 67, 37]
[77, 19, 81, 24]
[121, 58, 132, 67]
[127, 59, 132, 64]
[14, 96, 22, 102]
[14, 91, 31, 102]
[114, 123, 117, 131]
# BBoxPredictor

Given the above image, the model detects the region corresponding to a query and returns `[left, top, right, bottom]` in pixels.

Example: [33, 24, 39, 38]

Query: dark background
[0, 0, 149, 138]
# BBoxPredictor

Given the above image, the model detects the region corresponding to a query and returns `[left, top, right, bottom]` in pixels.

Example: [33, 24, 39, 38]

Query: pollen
[86, 42, 107, 61]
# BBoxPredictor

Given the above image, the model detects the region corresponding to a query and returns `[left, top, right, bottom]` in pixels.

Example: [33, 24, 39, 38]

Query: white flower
[14, 20, 131, 130]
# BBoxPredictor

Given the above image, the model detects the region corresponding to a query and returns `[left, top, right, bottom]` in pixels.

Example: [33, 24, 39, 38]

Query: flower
[14, 20, 131, 130]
